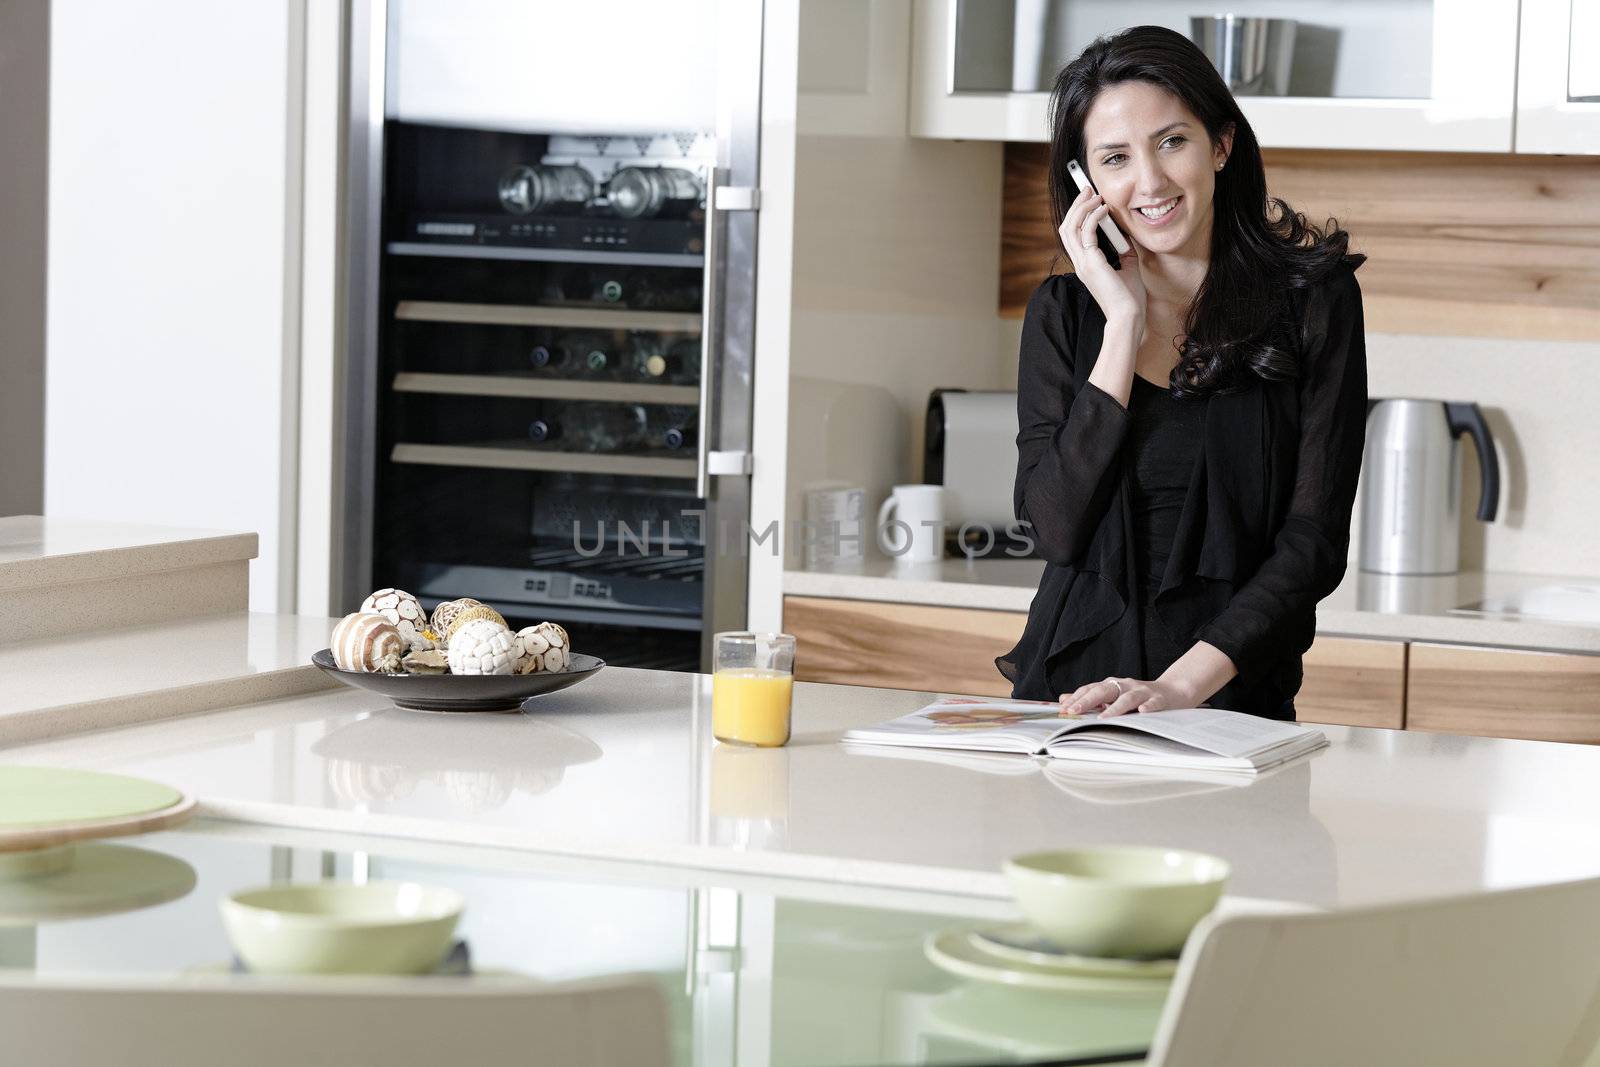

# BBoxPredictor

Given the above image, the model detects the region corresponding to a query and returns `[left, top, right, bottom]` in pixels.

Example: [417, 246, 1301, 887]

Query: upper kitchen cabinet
[1516, 0, 1600, 153]
[909, 0, 1520, 152]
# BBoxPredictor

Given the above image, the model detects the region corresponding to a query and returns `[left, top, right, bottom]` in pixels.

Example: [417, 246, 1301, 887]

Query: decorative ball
[510, 626, 550, 674]
[446, 619, 516, 676]
[359, 588, 435, 652]
[444, 603, 508, 643]
[429, 598, 484, 640]
[331, 612, 405, 673]
[531, 621, 568, 651]
[512, 621, 571, 673]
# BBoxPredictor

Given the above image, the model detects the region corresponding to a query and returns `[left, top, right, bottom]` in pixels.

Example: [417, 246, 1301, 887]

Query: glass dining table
[0, 821, 1166, 1066]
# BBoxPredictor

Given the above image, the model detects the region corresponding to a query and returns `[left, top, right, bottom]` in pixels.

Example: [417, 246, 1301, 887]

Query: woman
[996, 26, 1367, 721]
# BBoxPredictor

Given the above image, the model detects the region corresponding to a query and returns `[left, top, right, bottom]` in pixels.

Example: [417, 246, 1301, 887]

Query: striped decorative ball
[330, 612, 405, 674]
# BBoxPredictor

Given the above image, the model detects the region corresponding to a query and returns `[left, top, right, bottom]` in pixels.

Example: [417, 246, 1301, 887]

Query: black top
[1128, 375, 1207, 597]
[996, 256, 1368, 720]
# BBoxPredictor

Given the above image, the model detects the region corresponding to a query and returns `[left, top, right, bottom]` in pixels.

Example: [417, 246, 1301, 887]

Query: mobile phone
[1066, 159, 1131, 256]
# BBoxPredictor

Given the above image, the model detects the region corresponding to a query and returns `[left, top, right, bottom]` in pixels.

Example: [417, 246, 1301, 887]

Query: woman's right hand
[1059, 187, 1147, 328]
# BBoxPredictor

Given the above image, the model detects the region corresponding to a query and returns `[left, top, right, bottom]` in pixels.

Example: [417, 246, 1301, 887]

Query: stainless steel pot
[1189, 16, 1297, 96]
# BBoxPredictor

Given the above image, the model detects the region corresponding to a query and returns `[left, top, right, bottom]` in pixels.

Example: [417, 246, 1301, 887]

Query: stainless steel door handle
[705, 450, 751, 476]
[695, 174, 760, 498]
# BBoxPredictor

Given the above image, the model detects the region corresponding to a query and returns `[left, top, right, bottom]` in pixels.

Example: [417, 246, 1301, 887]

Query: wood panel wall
[1000, 146, 1600, 341]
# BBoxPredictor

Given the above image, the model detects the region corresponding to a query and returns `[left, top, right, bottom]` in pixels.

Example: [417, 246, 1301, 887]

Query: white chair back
[0, 970, 671, 1067]
[1149, 878, 1600, 1067]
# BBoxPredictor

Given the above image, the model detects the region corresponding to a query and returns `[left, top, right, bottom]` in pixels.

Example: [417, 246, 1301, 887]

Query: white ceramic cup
[876, 485, 945, 563]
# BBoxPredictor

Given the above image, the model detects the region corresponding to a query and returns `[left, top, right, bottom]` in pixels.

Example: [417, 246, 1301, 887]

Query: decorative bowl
[310, 649, 604, 712]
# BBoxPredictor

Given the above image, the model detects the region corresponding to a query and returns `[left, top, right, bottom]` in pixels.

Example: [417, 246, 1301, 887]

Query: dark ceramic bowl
[310, 649, 605, 713]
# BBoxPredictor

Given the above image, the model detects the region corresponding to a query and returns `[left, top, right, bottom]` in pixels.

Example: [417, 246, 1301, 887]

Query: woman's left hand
[1059, 677, 1192, 717]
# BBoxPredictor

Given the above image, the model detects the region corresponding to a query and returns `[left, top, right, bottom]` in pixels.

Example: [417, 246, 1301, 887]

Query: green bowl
[219, 881, 464, 975]
[1003, 847, 1230, 959]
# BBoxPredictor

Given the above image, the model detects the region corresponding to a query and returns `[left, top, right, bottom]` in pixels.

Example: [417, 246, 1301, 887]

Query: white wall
[46, 0, 297, 610]
[998, 318, 1600, 579]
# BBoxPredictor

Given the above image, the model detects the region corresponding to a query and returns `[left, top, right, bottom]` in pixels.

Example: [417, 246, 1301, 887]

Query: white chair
[0, 970, 671, 1067]
[1134, 876, 1600, 1067]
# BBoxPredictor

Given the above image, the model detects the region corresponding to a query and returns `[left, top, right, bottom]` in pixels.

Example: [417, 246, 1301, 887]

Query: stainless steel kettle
[1358, 399, 1500, 575]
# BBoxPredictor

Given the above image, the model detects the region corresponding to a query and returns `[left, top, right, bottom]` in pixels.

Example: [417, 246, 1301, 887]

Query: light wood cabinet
[1407, 643, 1600, 744]
[783, 596, 1024, 697]
[783, 596, 1600, 745]
[1297, 636, 1407, 730]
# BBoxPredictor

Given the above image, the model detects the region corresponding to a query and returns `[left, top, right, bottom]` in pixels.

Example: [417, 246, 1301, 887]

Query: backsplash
[996, 319, 1600, 580]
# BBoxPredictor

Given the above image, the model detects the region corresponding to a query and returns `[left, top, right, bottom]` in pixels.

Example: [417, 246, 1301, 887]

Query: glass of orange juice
[712, 632, 796, 747]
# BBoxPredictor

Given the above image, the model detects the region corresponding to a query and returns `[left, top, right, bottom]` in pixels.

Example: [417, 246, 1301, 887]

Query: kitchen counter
[784, 557, 1600, 655]
[0, 611, 337, 746]
[7, 666, 1600, 910]
[0, 515, 256, 588]
[0, 515, 257, 642]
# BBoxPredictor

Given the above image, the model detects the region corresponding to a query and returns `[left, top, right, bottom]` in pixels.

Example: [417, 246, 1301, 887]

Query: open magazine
[847, 742, 1297, 805]
[841, 698, 1326, 774]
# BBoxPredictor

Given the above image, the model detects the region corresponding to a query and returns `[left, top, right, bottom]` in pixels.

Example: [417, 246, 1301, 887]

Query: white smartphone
[1066, 159, 1131, 255]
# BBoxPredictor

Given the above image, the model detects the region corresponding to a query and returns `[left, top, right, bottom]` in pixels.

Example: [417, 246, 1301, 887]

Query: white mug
[876, 484, 945, 563]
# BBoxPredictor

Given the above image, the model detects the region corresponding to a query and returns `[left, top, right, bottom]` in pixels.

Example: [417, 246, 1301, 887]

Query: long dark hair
[1048, 25, 1355, 396]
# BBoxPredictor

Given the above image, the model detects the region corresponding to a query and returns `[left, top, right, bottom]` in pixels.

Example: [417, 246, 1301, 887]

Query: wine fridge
[338, 0, 762, 671]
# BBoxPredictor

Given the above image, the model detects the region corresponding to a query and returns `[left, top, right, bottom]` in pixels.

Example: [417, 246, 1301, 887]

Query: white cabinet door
[1516, 0, 1600, 153]
[910, 0, 1519, 153]
[45, 0, 299, 612]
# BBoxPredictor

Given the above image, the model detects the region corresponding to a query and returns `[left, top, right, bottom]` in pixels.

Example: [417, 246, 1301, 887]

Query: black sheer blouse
[996, 256, 1369, 720]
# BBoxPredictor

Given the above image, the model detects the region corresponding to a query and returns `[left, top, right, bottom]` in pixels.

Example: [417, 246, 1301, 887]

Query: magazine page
[842, 744, 1046, 777]
[1049, 707, 1320, 760]
[840, 698, 1070, 755]
[1040, 760, 1259, 805]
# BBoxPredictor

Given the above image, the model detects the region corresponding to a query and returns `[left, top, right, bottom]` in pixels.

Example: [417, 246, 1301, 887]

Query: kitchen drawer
[783, 596, 1024, 697]
[1296, 636, 1407, 730]
[1407, 643, 1600, 744]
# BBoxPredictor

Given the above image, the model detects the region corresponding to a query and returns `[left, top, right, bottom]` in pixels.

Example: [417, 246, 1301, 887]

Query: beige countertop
[0, 611, 337, 745]
[0, 515, 257, 591]
[784, 557, 1600, 655]
[7, 666, 1600, 909]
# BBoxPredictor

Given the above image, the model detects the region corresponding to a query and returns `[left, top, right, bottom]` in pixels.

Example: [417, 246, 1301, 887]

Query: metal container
[1359, 399, 1500, 576]
[1189, 15, 1297, 96]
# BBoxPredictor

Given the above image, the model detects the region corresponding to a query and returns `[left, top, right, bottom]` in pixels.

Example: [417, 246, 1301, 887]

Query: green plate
[0, 767, 182, 828]
[925, 929, 1174, 997]
[970, 923, 1179, 978]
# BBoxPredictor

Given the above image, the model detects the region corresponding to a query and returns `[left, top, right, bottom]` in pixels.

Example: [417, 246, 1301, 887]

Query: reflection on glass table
[0, 821, 1164, 1066]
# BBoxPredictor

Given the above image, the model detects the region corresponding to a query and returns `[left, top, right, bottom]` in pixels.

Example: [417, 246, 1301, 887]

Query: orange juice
[712, 667, 793, 747]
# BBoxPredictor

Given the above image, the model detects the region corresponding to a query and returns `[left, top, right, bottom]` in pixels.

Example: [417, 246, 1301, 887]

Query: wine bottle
[527, 418, 562, 444]
[620, 336, 674, 380]
[665, 337, 700, 382]
[561, 402, 648, 452]
[653, 406, 699, 451]
[529, 341, 578, 374]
